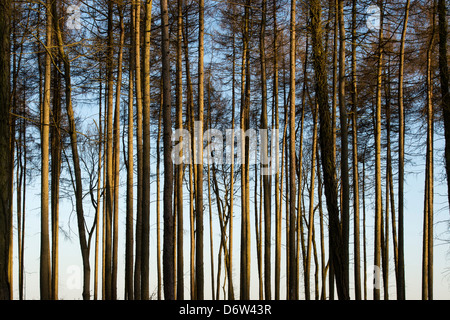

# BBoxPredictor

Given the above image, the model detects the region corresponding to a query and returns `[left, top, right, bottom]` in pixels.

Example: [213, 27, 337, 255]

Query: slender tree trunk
[112, 5, 124, 300]
[317, 147, 327, 300]
[273, 0, 281, 300]
[288, 0, 297, 300]
[195, 0, 205, 300]
[125, 3, 135, 298]
[105, 0, 114, 300]
[397, 0, 410, 301]
[306, 102, 319, 300]
[240, 0, 251, 300]
[161, 0, 175, 300]
[156, 89, 163, 300]
[260, 0, 271, 301]
[206, 76, 215, 300]
[182, 13, 196, 299]
[0, 0, 11, 301]
[40, 0, 52, 300]
[134, 0, 143, 299]
[423, 11, 435, 299]
[310, 0, 348, 300]
[228, 28, 236, 302]
[351, 0, 361, 301]
[176, 0, 184, 300]
[337, 0, 350, 297]
[437, 0, 450, 218]
[52, 0, 90, 299]
[95, 71, 103, 301]
[50, 55, 62, 301]
[141, 0, 153, 300]
[373, 0, 384, 301]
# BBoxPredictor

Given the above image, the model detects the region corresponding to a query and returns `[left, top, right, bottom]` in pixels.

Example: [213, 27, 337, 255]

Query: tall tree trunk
[337, 0, 350, 297]
[161, 0, 175, 300]
[134, 0, 144, 300]
[0, 0, 12, 300]
[240, 0, 251, 300]
[310, 0, 348, 300]
[288, 0, 297, 300]
[112, 4, 124, 300]
[182, 13, 196, 299]
[51, 55, 62, 301]
[156, 89, 163, 300]
[125, 3, 135, 298]
[438, 0, 450, 218]
[374, 0, 384, 301]
[397, 0, 410, 301]
[423, 10, 435, 299]
[273, 0, 281, 301]
[306, 102, 319, 300]
[228, 27, 236, 302]
[195, 0, 205, 300]
[351, 0, 361, 301]
[40, 0, 52, 300]
[52, 0, 90, 300]
[105, 0, 114, 300]
[141, 0, 153, 300]
[95, 71, 103, 301]
[207, 76, 215, 300]
[176, 0, 184, 300]
[260, 0, 271, 301]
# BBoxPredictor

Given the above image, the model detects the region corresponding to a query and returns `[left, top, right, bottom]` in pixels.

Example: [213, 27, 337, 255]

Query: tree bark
[288, 0, 297, 300]
[40, 0, 52, 301]
[160, 0, 175, 300]
[195, 0, 205, 300]
[351, 0, 361, 301]
[438, 0, 450, 219]
[176, 0, 184, 300]
[0, 0, 12, 301]
[52, 0, 90, 299]
[310, 0, 348, 300]
[141, 0, 153, 300]
[337, 0, 350, 297]
[134, 0, 143, 300]
[125, 3, 135, 298]
[259, 0, 271, 301]
[374, 0, 384, 301]
[397, 0, 410, 301]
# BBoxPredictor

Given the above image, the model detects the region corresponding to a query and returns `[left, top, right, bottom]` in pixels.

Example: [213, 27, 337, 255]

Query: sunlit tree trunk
[134, 0, 143, 300]
[112, 4, 124, 300]
[0, 0, 12, 301]
[52, 0, 90, 299]
[337, 0, 349, 297]
[288, 0, 297, 300]
[40, 0, 52, 300]
[141, 0, 153, 300]
[176, 0, 184, 300]
[423, 10, 435, 299]
[397, 0, 410, 301]
[273, 0, 281, 300]
[125, 3, 135, 298]
[351, 0, 361, 301]
[374, 0, 384, 301]
[260, 0, 271, 301]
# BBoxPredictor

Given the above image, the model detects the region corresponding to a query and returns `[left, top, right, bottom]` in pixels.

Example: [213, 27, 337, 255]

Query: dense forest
[0, 0, 449, 300]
